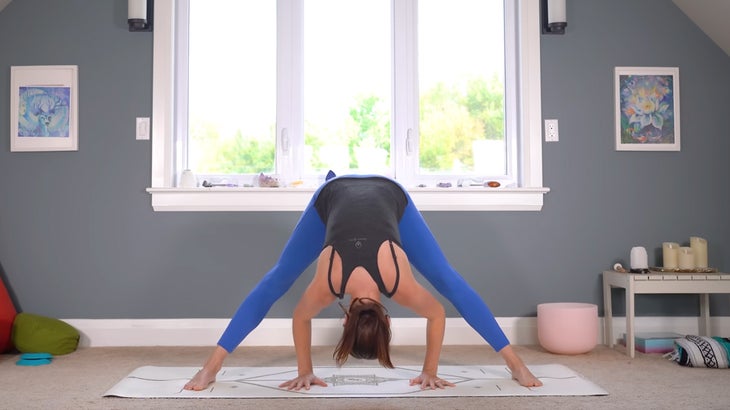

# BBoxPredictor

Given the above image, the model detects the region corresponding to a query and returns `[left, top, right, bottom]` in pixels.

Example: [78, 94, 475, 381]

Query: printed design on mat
[104, 364, 609, 398]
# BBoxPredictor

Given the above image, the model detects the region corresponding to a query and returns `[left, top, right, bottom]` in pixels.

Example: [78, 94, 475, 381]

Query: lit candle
[690, 237, 708, 268]
[678, 247, 695, 270]
[662, 242, 679, 268]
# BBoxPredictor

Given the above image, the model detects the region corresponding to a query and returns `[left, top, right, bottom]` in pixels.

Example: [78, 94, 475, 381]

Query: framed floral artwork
[10, 65, 78, 152]
[615, 67, 680, 151]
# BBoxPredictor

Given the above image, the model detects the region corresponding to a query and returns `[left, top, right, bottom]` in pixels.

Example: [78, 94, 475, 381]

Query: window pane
[188, 1, 277, 175]
[418, 0, 505, 176]
[303, 0, 391, 175]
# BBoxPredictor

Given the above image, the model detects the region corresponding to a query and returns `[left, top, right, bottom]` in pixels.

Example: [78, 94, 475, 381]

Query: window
[148, 0, 549, 211]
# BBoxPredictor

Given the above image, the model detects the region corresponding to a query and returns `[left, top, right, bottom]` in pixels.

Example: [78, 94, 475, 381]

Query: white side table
[602, 270, 730, 358]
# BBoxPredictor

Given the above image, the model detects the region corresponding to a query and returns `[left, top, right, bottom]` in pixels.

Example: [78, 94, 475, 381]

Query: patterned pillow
[670, 335, 730, 368]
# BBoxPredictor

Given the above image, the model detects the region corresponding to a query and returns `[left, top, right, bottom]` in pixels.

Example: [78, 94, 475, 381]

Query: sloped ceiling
[0, 0, 11, 13]
[673, 0, 730, 56]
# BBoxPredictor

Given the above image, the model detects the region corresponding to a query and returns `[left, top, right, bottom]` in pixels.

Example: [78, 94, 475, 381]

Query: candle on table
[662, 242, 679, 268]
[678, 247, 695, 270]
[690, 237, 708, 268]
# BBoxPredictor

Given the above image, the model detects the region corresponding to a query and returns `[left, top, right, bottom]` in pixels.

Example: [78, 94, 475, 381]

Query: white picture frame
[615, 66, 680, 151]
[10, 65, 79, 152]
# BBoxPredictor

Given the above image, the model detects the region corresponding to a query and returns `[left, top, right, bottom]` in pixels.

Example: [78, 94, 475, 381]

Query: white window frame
[146, 0, 549, 212]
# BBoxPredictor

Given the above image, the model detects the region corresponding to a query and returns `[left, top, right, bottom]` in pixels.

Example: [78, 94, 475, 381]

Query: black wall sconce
[541, 0, 567, 35]
[128, 0, 153, 32]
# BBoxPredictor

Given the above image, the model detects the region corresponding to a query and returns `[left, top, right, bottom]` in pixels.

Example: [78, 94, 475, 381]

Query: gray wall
[1, 0, 729, 321]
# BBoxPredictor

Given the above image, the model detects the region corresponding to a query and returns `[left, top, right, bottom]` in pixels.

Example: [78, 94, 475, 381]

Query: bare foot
[511, 365, 543, 387]
[185, 345, 228, 391]
[184, 367, 217, 391]
[498, 345, 543, 387]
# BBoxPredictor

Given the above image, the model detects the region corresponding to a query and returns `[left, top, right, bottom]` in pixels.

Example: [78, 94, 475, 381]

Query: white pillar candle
[678, 247, 695, 270]
[690, 237, 708, 268]
[662, 242, 679, 268]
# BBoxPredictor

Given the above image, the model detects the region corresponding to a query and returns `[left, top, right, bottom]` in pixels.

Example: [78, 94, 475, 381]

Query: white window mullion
[173, 0, 191, 185]
[276, 0, 304, 178]
[515, 0, 543, 188]
[151, 0, 175, 188]
[392, 0, 419, 186]
[503, 0, 519, 184]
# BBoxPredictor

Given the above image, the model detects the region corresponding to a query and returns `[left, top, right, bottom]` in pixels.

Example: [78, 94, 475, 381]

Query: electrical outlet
[545, 119, 559, 142]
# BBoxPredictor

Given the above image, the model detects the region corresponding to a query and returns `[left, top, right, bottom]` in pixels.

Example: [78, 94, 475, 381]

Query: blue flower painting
[618, 74, 675, 145]
[17, 86, 71, 138]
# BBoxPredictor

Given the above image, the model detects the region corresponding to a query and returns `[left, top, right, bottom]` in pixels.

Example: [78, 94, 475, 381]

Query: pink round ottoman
[537, 302, 598, 355]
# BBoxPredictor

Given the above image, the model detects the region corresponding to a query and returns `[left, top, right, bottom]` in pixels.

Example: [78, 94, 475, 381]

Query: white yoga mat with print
[104, 364, 608, 398]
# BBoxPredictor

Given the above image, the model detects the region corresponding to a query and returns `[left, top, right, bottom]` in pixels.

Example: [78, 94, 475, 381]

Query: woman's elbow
[425, 303, 446, 321]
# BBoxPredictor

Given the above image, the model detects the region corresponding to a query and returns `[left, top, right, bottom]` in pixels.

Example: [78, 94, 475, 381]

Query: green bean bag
[11, 313, 79, 355]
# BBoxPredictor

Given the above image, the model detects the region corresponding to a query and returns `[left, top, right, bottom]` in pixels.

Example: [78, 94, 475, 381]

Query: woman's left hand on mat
[279, 373, 328, 391]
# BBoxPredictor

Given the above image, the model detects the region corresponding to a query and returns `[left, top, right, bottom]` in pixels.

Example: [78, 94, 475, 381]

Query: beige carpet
[104, 364, 607, 398]
[1, 344, 729, 409]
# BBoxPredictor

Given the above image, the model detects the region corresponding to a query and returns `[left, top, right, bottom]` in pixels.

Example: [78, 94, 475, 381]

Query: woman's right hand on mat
[279, 373, 328, 391]
[409, 372, 455, 390]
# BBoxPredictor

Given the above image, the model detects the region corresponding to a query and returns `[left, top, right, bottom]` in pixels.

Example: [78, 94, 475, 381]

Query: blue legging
[217, 177, 510, 352]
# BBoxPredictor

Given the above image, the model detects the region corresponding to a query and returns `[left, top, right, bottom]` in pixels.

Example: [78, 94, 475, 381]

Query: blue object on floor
[16, 352, 53, 366]
[16, 358, 52, 366]
[20, 352, 53, 360]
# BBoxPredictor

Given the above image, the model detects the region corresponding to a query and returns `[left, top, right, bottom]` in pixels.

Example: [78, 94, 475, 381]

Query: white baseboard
[62, 316, 730, 348]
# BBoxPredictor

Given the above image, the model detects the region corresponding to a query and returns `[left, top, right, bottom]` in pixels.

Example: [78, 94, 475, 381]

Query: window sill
[146, 186, 550, 212]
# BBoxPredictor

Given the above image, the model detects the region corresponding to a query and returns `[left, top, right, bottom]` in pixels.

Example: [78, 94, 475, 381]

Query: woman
[184, 174, 542, 391]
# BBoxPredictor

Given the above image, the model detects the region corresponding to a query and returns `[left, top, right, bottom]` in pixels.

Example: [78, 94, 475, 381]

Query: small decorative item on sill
[179, 169, 197, 188]
[257, 173, 280, 188]
[457, 178, 482, 187]
[202, 180, 238, 187]
[456, 178, 501, 188]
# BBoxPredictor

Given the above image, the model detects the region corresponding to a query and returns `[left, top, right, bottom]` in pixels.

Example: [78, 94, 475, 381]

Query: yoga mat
[105, 364, 608, 398]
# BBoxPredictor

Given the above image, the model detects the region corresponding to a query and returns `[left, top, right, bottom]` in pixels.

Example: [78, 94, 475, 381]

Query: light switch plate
[136, 117, 150, 140]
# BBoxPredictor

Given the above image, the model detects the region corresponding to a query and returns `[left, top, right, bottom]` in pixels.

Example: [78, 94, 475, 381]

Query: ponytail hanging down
[333, 299, 393, 368]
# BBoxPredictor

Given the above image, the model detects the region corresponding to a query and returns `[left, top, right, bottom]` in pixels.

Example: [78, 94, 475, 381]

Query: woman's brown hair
[333, 298, 393, 368]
